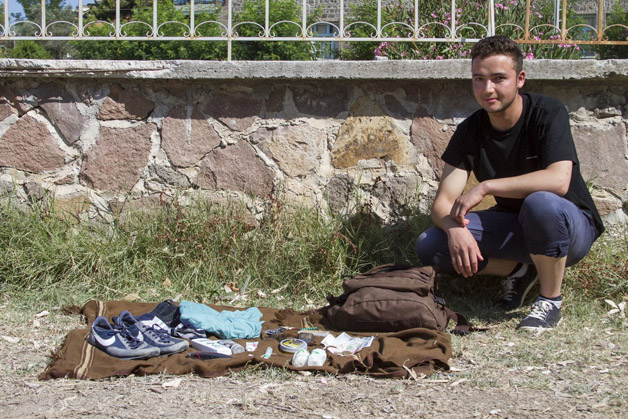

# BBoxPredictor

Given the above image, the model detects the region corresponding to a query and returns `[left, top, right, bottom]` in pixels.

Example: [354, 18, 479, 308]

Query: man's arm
[431, 163, 485, 278]
[450, 160, 573, 226]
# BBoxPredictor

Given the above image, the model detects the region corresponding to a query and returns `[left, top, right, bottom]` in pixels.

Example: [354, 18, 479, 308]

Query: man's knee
[519, 191, 568, 236]
[415, 227, 445, 266]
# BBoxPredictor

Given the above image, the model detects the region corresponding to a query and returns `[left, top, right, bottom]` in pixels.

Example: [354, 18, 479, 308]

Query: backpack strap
[444, 307, 487, 335]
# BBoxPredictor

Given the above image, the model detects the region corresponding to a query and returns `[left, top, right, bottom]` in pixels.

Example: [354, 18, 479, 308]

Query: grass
[0, 195, 627, 410]
[0, 194, 625, 307]
[0, 194, 431, 307]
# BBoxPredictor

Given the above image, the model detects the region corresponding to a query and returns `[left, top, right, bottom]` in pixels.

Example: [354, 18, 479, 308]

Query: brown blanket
[40, 300, 452, 380]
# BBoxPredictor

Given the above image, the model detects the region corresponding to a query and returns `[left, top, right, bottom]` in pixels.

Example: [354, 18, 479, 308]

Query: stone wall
[0, 59, 626, 228]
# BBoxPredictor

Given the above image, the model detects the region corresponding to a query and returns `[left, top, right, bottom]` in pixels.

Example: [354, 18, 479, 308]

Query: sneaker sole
[87, 333, 160, 359]
[517, 317, 562, 333]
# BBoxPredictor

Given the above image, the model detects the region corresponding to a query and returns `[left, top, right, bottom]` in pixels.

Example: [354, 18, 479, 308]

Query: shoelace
[144, 324, 173, 343]
[117, 326, 144, 349]
[499, 264, 529, 301]
[526, 300, 553, 321]
[499, 276, 515, 301]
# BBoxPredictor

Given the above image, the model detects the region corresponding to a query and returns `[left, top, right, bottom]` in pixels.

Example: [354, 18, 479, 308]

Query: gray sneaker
[87, 316, 160, 359]
[517, 299, 562, 331]
[498, 264, 539, 311]
[114, 311, 189, 356]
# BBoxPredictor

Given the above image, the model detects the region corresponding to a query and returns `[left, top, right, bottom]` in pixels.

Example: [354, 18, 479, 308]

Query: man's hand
[447, 225, 484, 278]
[450, 184, 486, 226]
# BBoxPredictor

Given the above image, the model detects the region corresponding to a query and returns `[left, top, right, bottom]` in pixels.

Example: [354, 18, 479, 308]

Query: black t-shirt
[442, 92, 604, 238]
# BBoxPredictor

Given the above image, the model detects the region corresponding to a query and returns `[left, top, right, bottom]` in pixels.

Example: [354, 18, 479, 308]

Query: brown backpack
[320, 264, 472, 334]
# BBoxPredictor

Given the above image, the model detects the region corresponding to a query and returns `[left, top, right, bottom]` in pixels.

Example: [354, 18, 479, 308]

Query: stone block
[325, 174, 357, 214]
[293, 84, 347, 117]
[149, 164, 191, 189]
[200, 90, 262, 131]
[332, 97, 411, 169]
[572, 121, 628, 190]
[267, 87, 288, 113]
[35, 83, 88, 145]
[98, 84, 155, 121]
[109, 194, 172, 218]
[0, 179, 14, 197]
[256, 125, 326, 177]
[0, 115, 66, 173]
[464, 172, 497, 211]
[0, 85, 29, 116]
[410, 110, 451, 179]
[195, 140, 274, 197]
[161, 104, 222, 168]
[384, 94, 412, 118]
[80, 123, 156, 191]
[24, 181, 47, 202]
[0, 88, 18, 120]
[591, 189, 623, 217]
[54, 193, 91, 221]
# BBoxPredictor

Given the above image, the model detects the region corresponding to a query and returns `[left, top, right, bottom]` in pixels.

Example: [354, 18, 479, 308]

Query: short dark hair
[471, 36, 524, 73]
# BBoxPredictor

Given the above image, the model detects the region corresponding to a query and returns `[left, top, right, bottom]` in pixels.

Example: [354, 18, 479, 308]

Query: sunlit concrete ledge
[1, 59, 627, 81]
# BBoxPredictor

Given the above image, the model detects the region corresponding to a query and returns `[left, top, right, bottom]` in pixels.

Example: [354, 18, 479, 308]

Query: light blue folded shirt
[179, 300, 264, 339]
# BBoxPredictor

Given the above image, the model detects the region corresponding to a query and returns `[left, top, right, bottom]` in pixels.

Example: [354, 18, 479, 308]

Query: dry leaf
[162, 278, 172, 288]
[2, 335, 20, 344]
[271, 283, 289, 294]
[35, 310, 49, 318]
[122, 293, 141, 302]
[402, 364, 418, 380]
[256, 290, 267, 298]
[449, 378, 468, 387]
[162, 378, 183, 388]
[605, 299, 618, 309]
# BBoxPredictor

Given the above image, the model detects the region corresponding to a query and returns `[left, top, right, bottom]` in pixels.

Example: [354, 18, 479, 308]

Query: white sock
[537, 295, 562, 309]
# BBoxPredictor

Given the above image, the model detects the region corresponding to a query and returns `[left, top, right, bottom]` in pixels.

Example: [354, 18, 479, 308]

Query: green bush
[341, 0, 585, 60]
[597, 1, 628, 59]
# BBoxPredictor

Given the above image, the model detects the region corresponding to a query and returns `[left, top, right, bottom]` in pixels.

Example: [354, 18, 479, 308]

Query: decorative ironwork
[1, 0, 626, 60]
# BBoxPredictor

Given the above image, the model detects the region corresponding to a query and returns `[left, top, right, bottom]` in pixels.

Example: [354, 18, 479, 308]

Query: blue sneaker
[516, 299, 562, 332]
[87, 316, 160, 359]
[114, 311, 189, 356]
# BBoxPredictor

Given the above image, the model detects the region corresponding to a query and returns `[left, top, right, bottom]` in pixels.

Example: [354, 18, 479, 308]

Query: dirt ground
[1, 302, 626, 418]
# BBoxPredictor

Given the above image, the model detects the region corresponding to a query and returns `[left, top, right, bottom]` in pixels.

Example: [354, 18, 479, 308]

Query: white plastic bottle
[217, 340, 245, 354]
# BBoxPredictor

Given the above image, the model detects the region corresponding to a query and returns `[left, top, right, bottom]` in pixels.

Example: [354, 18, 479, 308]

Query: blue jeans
[415, 191, 598, 275]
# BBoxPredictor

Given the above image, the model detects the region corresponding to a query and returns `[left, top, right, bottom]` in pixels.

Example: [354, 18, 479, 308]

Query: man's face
[471, 54, 526, 115]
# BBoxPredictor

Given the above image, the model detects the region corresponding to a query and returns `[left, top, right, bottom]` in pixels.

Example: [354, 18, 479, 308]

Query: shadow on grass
[435, 274, 533, 326]
[337, 208, 528, 326]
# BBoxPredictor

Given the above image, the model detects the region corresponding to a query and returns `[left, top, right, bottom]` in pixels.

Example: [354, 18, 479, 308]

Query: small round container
[279, 338, 307, 353]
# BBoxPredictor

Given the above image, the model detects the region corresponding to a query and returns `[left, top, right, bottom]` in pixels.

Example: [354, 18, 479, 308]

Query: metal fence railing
[1, 0, 627, 60]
